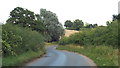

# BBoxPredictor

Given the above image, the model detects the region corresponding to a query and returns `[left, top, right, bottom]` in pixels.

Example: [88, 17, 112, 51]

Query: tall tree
[6, 7, 46, 33]
[7, 7, 35, 28]
[33, 14, 46, 33]
[40, 9, 64, 42]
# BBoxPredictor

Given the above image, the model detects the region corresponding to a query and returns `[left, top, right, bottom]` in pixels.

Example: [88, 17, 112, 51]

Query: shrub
[59, 37, 69, 45]
[59, 20, 118, 47]
[2, 23, 45, 56]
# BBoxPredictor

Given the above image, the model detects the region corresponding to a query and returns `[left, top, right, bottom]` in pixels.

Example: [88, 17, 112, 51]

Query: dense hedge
[0, 25, 1, 56]
[2, 23, 45, 56]
[59, 20, 118, 47]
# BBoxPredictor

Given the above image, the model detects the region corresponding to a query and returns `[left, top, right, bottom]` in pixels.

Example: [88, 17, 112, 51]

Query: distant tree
[93, 24, 98, 28]
[40, 9, 64, 42]
[84, 23, 98, 28]
[64, 20, 73, 28]
[73, 19, 84, 30]
[112, 14, 120, 21]
[112, 15, 117, 21]
[85, 24, 91, 28]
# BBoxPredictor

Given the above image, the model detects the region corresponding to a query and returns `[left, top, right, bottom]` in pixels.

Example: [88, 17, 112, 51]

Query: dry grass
[64, 29, 79, 37]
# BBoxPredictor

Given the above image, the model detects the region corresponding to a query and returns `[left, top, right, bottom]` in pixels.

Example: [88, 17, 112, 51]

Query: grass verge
[57, 45, 118, 66]
[45, 42, 58, 46]
[2, 50, 45, 66]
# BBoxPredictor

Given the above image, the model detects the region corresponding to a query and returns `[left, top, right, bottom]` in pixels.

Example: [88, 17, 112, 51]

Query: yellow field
[64, 29, 79, 37]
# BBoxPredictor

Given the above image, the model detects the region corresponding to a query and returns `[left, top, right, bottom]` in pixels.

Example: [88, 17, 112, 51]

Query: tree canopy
[64, 20, 73, 28]
[64, 19, 98, 30]
[73, 19, 84, 30]
[7, 7, 35, 28]
[6, 7, 64, 42]
[40, 9, 64, 41]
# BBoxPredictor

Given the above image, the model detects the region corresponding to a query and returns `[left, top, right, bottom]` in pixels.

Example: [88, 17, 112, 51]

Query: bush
[2, 23, 45, 56]
[2, 50, 44, 66]
[59, 20, 118, 47]
[59, 37, 69, 45]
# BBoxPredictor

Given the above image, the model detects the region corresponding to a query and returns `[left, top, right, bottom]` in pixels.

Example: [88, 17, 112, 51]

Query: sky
[0, 0, 119, 26]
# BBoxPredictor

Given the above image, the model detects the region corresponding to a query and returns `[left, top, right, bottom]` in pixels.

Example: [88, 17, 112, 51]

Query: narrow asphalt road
[24, 45, 96, 67]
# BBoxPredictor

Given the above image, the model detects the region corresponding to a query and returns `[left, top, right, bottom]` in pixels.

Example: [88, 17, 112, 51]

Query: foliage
[59, 20, 118, 47]
[64, 19, 98, 30]
[59, 37, 69, 45]
[64, 20, 73, 28]
[57, 45, 118, 66]
[45, 42, 58, 46]
[2, 23, 45, 56]
[2, 7, 65, 66]
[40, 9, 64, 42]
[112, 14, 120, 21]
[117, 14, 120, 20]
[73, 19, 84, 30]
[6, 7, 64, 42]
[0, 25, 2, 57]
[3, 50, 45, 66]
[6, 7, 46, 34]
[84, 23, 98, 28]
[64, 19, 84, 30]
[7, 7, 35, 28]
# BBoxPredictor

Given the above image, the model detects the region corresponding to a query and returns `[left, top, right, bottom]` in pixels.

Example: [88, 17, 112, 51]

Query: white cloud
[0, 0, 119, 25]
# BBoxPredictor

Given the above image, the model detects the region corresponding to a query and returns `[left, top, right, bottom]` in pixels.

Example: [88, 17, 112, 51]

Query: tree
[73, 19, 84, 30]
[64, 20, 73, 28]
[93, 24, 98, 28]
[6, 7, 47, 33]
[40, 9, 64, 42]
[33, 14, 46, 33]
[7, 7, 35, 28]
[112, 14, 120, 21]
[84, 23, 98, 28]
[112, 15, 117, 21]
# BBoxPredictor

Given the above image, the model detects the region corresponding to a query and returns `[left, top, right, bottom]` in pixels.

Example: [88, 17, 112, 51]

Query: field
[64, 29, 79, 37]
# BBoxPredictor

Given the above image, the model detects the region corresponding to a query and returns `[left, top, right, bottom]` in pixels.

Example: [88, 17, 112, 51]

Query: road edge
[57, 49, 97, 66]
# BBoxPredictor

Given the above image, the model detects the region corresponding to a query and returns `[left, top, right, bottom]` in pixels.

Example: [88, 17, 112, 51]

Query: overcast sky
[0, 0, 119, 26]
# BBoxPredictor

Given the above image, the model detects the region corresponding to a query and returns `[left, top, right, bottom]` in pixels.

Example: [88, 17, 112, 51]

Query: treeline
[59, 14, 119, 47]
[64, 19, 98, 30]
[2, 7, 64, 57]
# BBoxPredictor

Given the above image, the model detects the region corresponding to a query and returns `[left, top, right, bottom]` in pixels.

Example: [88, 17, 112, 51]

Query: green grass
[0, 57, 2, 67]
[45, 42, 58, 46]
[2, 50, 45, 66]
[57, 45, 118, 66]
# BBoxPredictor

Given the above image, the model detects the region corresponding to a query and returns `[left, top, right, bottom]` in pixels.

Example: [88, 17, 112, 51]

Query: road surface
[24, 45, 96, 67]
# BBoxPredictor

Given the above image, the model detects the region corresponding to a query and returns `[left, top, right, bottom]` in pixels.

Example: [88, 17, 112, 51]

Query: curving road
[25, 45, 96, 67]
